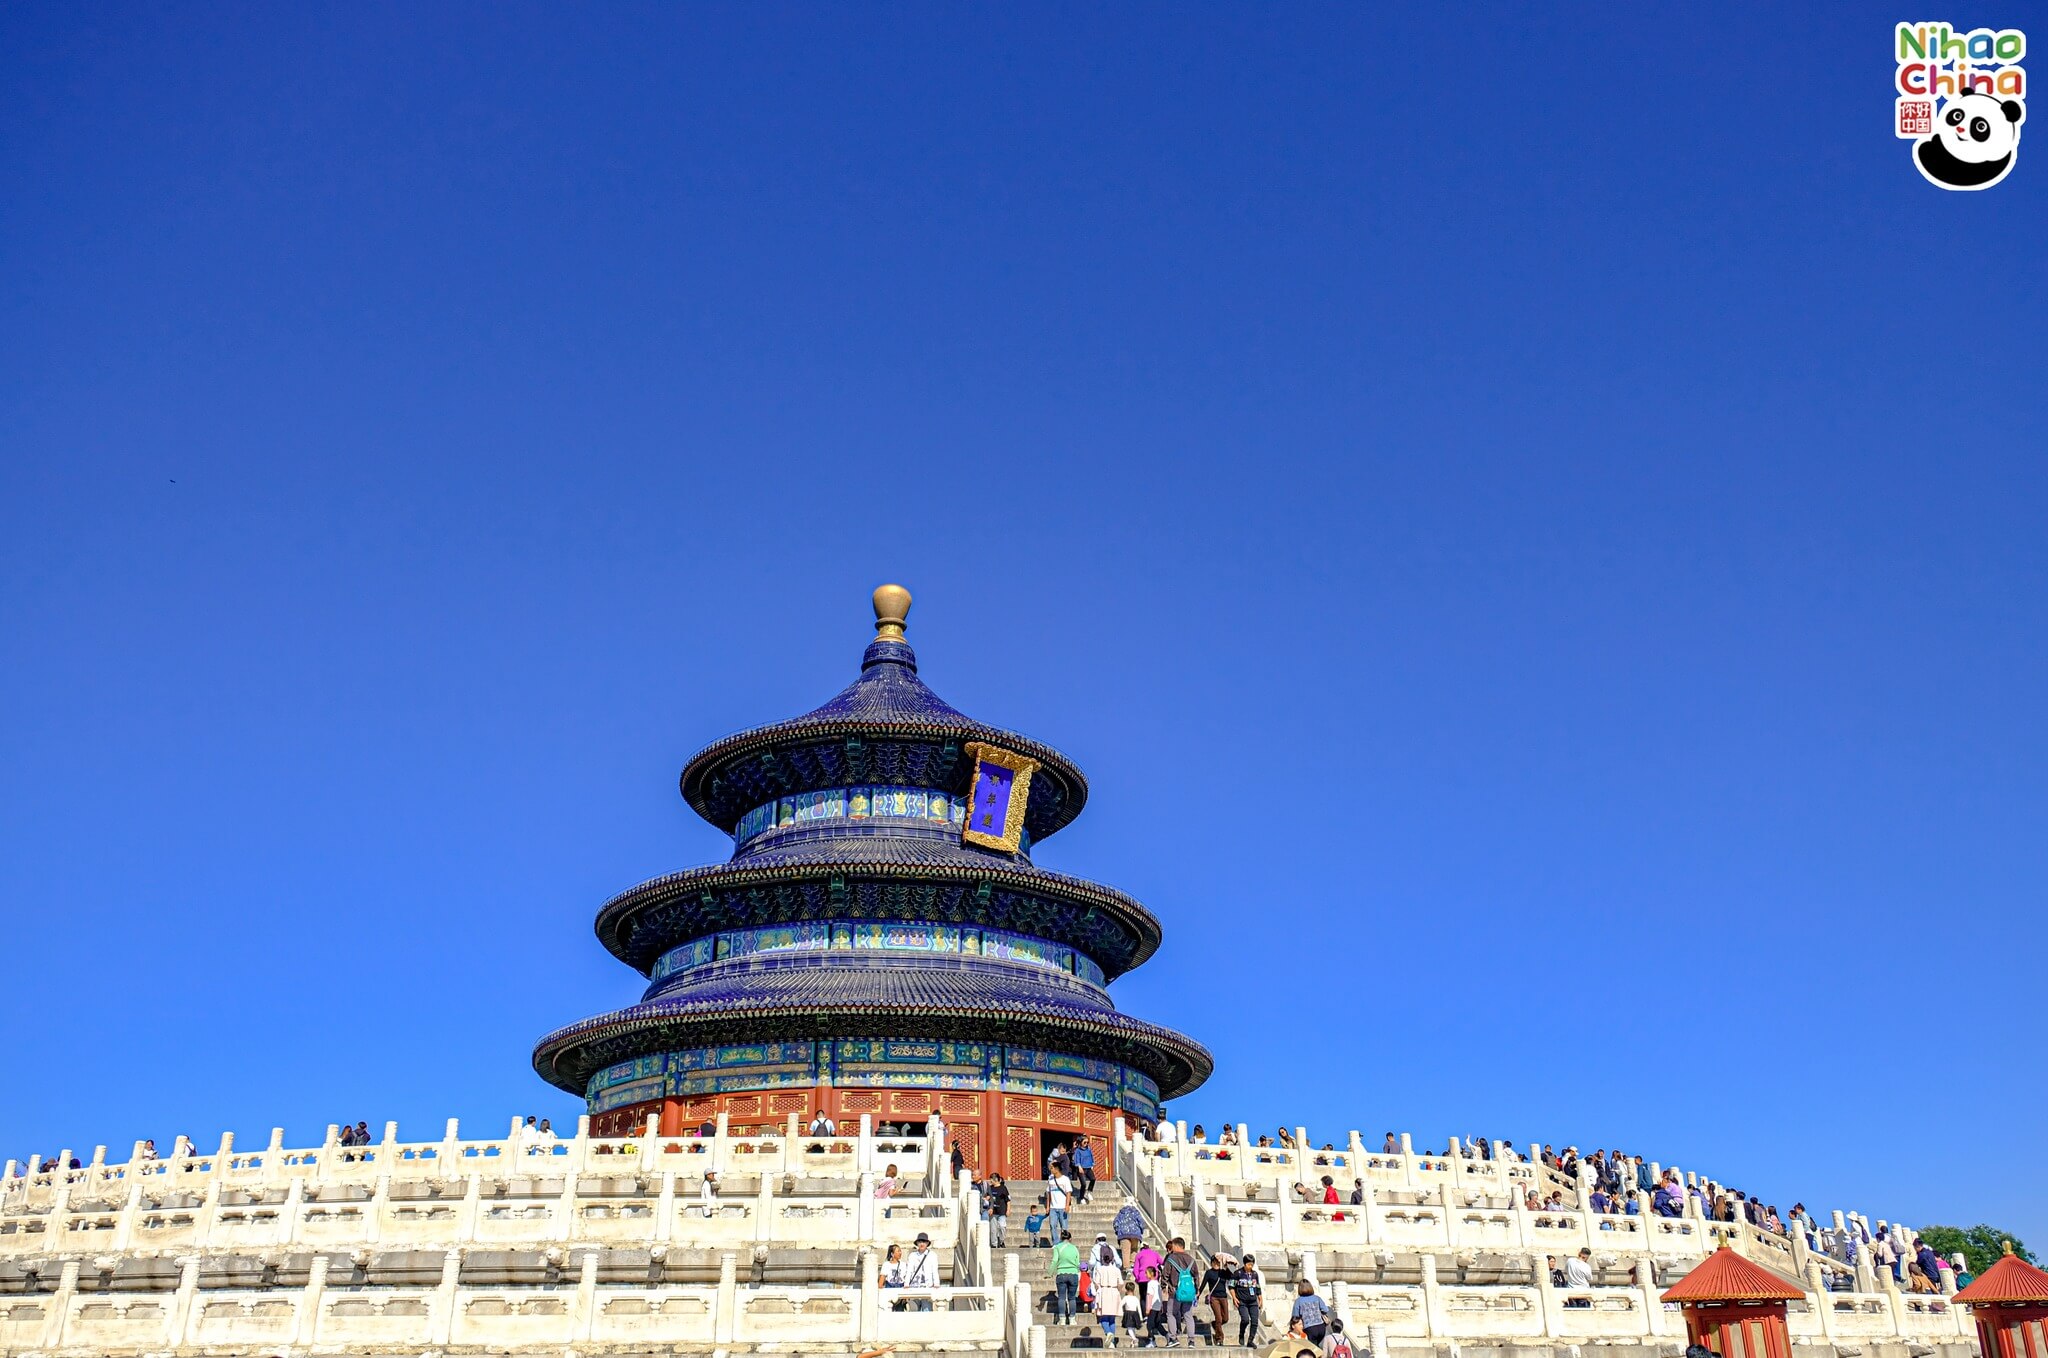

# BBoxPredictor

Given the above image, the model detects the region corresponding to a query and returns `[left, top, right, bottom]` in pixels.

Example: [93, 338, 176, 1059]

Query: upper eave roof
[679, 639, 1088, 840]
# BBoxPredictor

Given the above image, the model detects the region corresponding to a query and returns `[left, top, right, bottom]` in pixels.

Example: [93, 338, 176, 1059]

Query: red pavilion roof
[1661, 1247, 1807, 1302]
[1956, 1252, 2048, 1304]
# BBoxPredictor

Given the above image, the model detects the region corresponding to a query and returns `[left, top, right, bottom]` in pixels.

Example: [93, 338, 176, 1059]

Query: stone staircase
[1007, 1180, 1237, 1353]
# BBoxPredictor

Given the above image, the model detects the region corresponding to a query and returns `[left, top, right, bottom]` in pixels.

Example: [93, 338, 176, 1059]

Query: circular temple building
[533, 585, 1209, 1177]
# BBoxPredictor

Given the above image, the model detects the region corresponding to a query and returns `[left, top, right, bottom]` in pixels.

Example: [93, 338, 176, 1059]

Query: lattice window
[1004, 1127, 1037, 1179]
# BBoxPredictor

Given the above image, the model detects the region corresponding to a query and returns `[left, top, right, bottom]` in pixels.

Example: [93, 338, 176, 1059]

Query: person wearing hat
[902, 1230, 939, 1309]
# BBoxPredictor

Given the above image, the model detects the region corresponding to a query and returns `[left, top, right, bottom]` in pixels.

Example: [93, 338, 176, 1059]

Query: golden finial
[2003, 1240, 2015, 1257]
[872, 584, 912, 641]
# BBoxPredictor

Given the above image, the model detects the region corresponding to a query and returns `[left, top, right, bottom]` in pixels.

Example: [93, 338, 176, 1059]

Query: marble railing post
[431, 1247, 463, 1345]
[1807, 1262, 1837, 1342]
[1639, 1263, 1666, 1336]
[1348, 1130, 1367, 1166]
[657, 1171, 677, 1242]
[46, 1166, 72, 1232]
[859, 1114, 873, 1171]
[1368, 1321, 1389, 1358]
[281, 1178, 306, 1244]
[458, 1171, 482, 1242]
[438, 1118, 460, 1170]
[1418, 1252, 1448, 1338]
[754, 1162, 776, 1241]
[714, 1251, 739, 1343]
[1294, 1127, 1312, 1191]
[112, 1176, 145, 1250]
[40, 1258, 80, 1350]
[557, 1159, 580, 1236]
[576, 1249, 600, 1342]
[858, 1245, 879, 1342]
[264, 1127, 286, 1185]
[1399, 1134, 1417, 1188]
[192, 1166, 222, 1241]
[365, 1174, 390, 1243]
[296, 1253, 329, 1346]
[1531, 1252, 1560, 1338]
[857, 1171, 876, 1237]
[168, 1254, 203, 1346]
[1881, 1268, 1909, 1336]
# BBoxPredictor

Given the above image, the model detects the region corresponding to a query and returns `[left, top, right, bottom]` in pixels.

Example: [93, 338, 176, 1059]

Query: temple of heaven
[532, 584, 1210, 1176]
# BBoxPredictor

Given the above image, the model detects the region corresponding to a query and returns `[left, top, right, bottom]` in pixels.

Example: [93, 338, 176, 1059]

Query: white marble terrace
[0, 1114, 1977, 1357]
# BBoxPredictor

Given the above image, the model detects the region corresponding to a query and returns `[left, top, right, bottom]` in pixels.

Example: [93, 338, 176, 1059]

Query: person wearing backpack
[1162, 1236, 1200, 1345]
[1322, 1317, 1355, 1358]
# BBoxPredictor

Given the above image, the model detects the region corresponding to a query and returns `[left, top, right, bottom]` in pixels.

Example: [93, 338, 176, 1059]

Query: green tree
[1917, 1224, 2035, 1275]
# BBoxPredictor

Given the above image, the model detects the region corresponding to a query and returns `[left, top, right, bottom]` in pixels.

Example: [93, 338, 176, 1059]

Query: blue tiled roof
[678, 637, 1088, 840]
[532, 954, 1212, 1101]
[593, 833, 1163, 979]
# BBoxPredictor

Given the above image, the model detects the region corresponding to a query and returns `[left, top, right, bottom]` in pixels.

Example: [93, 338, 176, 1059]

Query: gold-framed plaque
[961, 741, 1039, 853]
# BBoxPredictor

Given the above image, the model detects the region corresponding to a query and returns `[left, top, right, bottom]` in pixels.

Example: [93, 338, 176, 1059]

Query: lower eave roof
[531, 957, 1211, 1103]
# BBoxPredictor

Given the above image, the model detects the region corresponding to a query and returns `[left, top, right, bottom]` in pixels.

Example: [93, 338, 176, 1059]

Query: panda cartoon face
[1916, 92, 2024, 190]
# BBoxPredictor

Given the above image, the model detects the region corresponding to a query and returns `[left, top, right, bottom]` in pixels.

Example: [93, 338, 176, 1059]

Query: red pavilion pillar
[1661, 1246, 1804, 1358]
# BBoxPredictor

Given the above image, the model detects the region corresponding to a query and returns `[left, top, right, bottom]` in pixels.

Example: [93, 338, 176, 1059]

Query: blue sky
[3, 4, 2043, 1244]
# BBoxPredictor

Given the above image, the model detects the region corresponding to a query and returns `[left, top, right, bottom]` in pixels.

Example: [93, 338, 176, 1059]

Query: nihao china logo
[1896, 21, 2027, 189]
